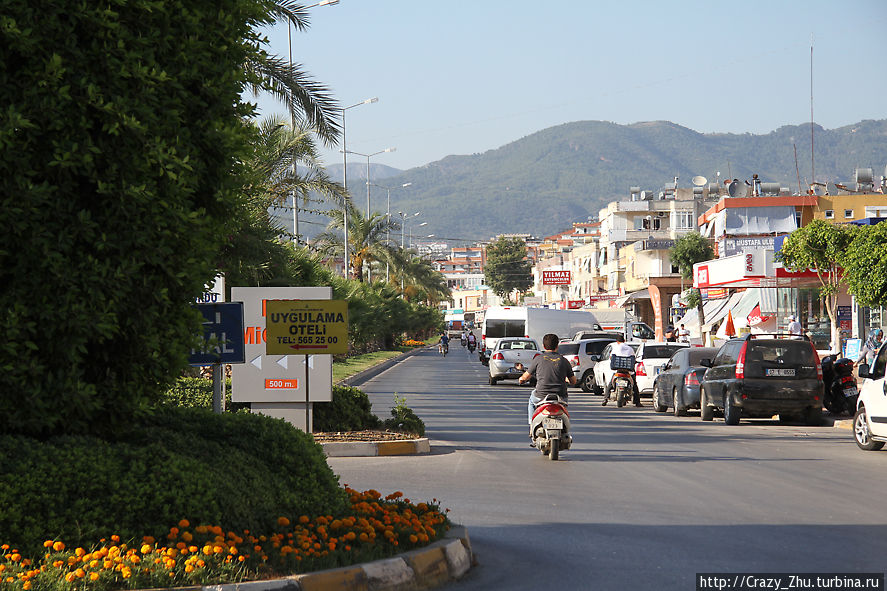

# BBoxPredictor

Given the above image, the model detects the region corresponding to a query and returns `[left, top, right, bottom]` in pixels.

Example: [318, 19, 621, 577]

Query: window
[674, 211, 694, 230]
[845, 209, 854, 219]
[824, 210, 834, 219]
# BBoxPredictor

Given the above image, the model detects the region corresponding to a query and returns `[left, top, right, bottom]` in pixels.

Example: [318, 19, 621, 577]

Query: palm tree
[252, 115, 347, 242]
[388, 249, 450, 304]
[245, 1, 341, 146]
[313, 205, 399, 281]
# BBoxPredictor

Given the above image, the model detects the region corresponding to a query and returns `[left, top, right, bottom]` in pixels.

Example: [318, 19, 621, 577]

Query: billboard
[542, 270, 571, 285]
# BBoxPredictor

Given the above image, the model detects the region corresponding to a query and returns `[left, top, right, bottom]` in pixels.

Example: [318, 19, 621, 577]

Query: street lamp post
[397, 211, 420, 295]
[287, 0, 339, 246]
[340, 97, 378, 278]
[410, 222, 427, 249]
[341, 148, 396, 217]
[370, 182, 411, 283]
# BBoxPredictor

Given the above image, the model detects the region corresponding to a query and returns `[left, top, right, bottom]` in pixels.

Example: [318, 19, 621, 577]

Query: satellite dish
[692, 175, 707, 187]
[728, 180, 748, 197]
[826, 182, 838, 195]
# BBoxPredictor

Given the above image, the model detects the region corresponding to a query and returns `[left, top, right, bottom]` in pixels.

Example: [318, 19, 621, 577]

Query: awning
[614, 288, 650, 308]
[679, 298, 732, 338]
[702, 292, 744, 332]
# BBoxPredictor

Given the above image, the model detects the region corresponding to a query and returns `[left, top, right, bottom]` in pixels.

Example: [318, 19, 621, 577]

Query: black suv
[699, 334, 823, 425]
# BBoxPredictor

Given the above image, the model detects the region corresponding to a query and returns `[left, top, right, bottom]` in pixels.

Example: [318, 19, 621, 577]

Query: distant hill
[367, 119, 887, 242]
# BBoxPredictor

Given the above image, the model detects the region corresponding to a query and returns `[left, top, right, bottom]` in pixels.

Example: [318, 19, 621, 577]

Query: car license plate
[765, 368, 796, 377]
[616, 378, 629, 387]
[655, 367, 662, 374]
[543, 417, 563, 430]
[843, 386, 858, 397]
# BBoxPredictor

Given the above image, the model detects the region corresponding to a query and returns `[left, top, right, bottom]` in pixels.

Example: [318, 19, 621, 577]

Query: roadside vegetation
[0, 1, 443, 589]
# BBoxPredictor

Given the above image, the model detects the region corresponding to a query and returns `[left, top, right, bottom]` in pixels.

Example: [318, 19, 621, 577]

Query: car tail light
[570, 355, 580, 367]
[635, 361, 647, 376]
[492, 353, 504, 360]
[810, 342, 823, 380]
[735, 341, 748, 379]
[685, 373, 700, 386]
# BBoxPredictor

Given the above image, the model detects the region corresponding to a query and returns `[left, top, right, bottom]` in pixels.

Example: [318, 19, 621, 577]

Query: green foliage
[0, 408, 348, 558]
[0, 0, 268, 437]
[778, 219, 855, 298]
[383, 395, 425, 436]
[484, 237, 533, 299]
[313, 385, 382, 432]
[843, 223, 887, 307]
[670, 233, 714, 281]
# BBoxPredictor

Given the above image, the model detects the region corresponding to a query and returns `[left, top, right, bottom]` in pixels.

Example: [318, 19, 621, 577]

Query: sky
[256, 0, 887, 172]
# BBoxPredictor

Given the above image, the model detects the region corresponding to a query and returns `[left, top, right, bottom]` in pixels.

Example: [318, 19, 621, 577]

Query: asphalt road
[327, 345, 887, 591]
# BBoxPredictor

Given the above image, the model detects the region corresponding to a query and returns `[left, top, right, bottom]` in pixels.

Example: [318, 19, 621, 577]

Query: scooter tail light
[685, 373, 700, 386]
[735, 341, 748, 379]
[635, 362, 647, 376]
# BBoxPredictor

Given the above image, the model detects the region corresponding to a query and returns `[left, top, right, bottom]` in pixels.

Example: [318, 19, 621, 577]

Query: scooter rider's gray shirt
[528, 351, 573, 399]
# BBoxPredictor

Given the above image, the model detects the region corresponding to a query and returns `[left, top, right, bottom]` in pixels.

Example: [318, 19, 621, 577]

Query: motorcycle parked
[821, 354, 858, 415]
[530, 393, 572, 460]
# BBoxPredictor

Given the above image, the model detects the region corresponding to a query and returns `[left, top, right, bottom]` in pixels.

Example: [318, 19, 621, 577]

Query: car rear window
[584, 340, 613, 355]
[642, 345, 685, 359]
[486, 320, 526, 338]
[688, 348, 719, 365]
[742, 340, 818, 378]
[558, 343, 579, 355]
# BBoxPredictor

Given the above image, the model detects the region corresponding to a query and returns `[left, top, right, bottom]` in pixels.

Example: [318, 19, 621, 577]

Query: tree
[0, 0, 269, 436]
[779, 220, 856, 352]
[670, 233, 714, 329]
[841, 222, 887, 308]
[313, 205, 398, 281]
[244, 2, 341, 145]
[389, 250, 450, 304]
[485, 237, 533, 301]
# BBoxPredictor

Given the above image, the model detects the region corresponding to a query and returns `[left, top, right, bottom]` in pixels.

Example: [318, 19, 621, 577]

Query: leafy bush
[383, 395, 426, 436]
[313, 385, 382, 432]
[0, 0, 265, 437]
[0, 408, 348, 558]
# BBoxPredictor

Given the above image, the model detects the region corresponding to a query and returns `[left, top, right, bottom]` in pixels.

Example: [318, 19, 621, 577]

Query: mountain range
[306, 119, 887, 243]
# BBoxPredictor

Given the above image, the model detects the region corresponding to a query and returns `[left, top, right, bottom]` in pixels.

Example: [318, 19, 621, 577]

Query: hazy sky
[256, 0, 887, 172]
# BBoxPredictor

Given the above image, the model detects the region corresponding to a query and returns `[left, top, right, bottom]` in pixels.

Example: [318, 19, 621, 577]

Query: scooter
[530, 393, 572, 460]
[604, 355, 636, 408]
[467, 339, 476, 353]
[821, 354, 857, 415]
[460, 334, 467, 347]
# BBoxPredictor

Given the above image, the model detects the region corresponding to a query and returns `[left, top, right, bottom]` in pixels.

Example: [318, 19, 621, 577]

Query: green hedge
[313, 385, 382, 432]
[0, 408, 348, 558]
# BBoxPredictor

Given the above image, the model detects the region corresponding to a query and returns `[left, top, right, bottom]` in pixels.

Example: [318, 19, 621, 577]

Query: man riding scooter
[603, 333, 642, 407]
[519, 333, 576, 434]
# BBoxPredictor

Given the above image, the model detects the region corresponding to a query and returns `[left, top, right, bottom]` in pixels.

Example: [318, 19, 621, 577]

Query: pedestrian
[665, 325, 676, 342]
[787, 315, 803, 337]
[857, 328, 883, 367]
[677, 323, 690, 343]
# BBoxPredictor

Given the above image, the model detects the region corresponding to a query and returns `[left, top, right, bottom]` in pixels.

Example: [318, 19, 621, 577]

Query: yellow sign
[264, 299, 348, 355]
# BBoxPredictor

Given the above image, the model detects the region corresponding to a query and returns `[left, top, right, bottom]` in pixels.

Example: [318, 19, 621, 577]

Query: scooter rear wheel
[549, 438, 559, 460]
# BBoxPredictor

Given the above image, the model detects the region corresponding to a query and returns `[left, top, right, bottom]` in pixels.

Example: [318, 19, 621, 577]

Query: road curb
[321, 438, 431, 457]
[833, 419, 853, 431]
[337, 346, 430, 388]
[136, 526, 472, 591]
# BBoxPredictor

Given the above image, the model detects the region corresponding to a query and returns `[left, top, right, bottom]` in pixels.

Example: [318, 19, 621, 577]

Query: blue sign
[189, 303, 245, 365]
[843, 338, 862, 361]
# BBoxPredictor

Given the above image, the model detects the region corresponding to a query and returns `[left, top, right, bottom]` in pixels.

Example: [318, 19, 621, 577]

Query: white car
[593, 342, 640, 395]
[854, 343, 887, 451]
[633, 342, 690, 395]
[488, 338, 540, 385]
[557, 337, 618, 392]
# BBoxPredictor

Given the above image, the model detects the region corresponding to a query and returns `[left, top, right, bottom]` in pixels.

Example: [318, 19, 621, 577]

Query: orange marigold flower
[140, 544, 152, 555]
[182, 532, 193, 543]
[43, 540, 53, 548]
[178, 519, 190, 528]
[111, 535, 120, 543]
[277, 517, 290, 527]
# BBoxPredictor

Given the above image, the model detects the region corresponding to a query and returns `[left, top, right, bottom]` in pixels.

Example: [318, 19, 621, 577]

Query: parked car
[652, 347, 720, 416]
[592, 341, 640, 395]
[558, 338, 618, 392]
[699, 335, 823, 426]
[853, 342, 887, 451]
[634, 342, 690, 396]
[488, 337, 540, 385]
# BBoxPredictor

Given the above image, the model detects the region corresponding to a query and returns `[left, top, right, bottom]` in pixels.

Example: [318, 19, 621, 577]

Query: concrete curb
[321, 438, 431, 457]
[139, 526, 472, 591]
[337, 346, 430, 388]
[833, 419, 853, 431]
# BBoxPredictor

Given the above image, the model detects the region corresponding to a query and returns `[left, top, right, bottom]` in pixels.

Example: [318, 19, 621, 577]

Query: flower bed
[0, 488, 449, 590]
[402, 339, 426, 347]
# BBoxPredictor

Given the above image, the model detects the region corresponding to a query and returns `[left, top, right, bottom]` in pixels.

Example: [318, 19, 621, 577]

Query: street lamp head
[365, 97, 379, 104]
[384, 147, 396, 153]
[402, 182, 412, 188]
[419, 222, 428, 227]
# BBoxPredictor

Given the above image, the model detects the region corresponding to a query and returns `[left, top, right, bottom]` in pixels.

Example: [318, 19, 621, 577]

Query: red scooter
[530, 394, 572, 460]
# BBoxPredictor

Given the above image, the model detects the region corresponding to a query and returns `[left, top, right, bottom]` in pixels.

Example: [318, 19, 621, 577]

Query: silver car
[488, 338, 540, 385]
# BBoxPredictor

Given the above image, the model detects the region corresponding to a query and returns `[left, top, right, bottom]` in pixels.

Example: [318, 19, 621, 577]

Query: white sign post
[230, 287, 335, 431]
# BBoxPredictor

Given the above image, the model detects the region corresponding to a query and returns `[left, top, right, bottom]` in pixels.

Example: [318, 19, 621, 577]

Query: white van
[479, 306, 597, 364]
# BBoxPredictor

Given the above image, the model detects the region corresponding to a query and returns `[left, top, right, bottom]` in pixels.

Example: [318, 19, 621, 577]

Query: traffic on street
[328, 342, 887, 590]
